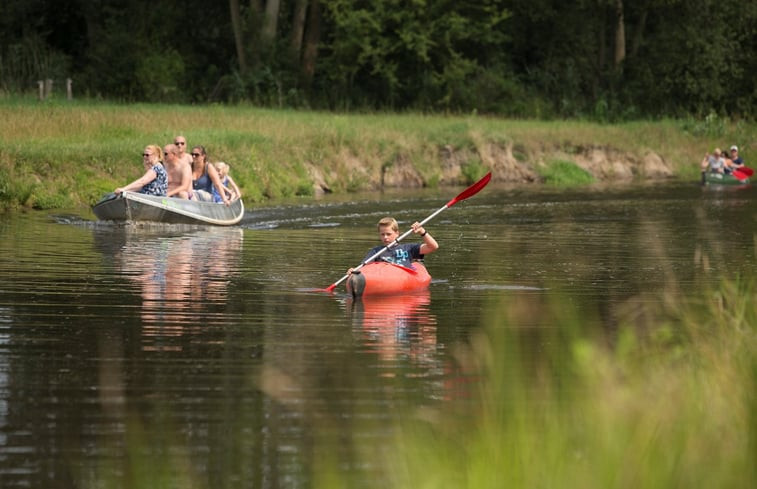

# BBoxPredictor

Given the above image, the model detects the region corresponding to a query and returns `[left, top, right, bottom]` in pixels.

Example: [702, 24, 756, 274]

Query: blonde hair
[213, 161, 229, 177]
[144, 144, 163, 164]
[377, 217, 399, 233]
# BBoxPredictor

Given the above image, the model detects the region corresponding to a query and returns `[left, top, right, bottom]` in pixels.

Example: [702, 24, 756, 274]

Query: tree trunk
[614, 0, 626, 66]
[261, 0, 281, 45]
[301, 0, 321, 85]
[290, 0, 309, 59]
[229, 0, 247, 73]
[598, 11, 606, 71]
[630, 6, 648, 58]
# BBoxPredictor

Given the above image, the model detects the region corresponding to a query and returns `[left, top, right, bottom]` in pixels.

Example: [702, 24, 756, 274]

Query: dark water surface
[0, 181, 755, 487]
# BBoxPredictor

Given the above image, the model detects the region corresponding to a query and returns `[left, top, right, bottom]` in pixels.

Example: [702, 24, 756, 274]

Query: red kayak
[346, 261, 431, 297]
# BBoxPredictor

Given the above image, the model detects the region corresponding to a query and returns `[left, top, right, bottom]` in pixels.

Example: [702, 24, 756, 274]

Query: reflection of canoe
[347, 261, 431, 297]
[701, 171, 750, 186]
[92, 191, 244, 226]
[351, 290, 431, 315]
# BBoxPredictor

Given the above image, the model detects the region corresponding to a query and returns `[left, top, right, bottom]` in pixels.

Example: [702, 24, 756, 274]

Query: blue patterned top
[140, 163, 168, 196]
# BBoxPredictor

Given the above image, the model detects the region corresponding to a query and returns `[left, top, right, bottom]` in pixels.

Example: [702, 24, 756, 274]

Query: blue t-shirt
[140, 163, 167, 196]
[363, 243, 423, 267]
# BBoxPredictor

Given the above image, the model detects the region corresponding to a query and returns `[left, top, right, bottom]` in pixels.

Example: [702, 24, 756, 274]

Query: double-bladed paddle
[318, 171, 492, 293]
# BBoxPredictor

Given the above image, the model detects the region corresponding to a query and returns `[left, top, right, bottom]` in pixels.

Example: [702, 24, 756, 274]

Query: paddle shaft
[321, 172, 492, 293]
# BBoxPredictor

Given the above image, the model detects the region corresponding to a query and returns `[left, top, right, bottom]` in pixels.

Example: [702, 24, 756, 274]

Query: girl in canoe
[349, 217, 439, 273]
[114, 144, 168, 196]
[211, 161, 242, 203]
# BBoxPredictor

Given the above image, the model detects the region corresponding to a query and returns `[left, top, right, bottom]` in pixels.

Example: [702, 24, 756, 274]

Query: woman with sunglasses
[114, 144, 168, 196]
[190, 145, 230, 205]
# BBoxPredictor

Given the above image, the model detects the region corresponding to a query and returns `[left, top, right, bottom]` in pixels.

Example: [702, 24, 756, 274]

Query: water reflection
[347, 291, 437, 369]
[93, 225, 243, 351]
[0, 182, 755, 488]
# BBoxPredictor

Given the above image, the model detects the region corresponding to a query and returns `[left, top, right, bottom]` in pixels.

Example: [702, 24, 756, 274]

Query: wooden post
[38, 80, 45, 100]
[45, 79, 53, 99]
[66, 78, 73, 100]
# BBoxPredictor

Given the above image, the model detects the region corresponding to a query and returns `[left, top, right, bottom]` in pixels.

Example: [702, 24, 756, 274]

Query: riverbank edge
[0, 102, 750, 211]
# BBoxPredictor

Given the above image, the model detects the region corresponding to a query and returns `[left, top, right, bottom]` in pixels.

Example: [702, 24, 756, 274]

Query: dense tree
[1, 0, 754, 119]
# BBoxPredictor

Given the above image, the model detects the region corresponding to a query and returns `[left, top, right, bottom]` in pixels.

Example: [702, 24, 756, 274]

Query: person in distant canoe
[190, 145, 230, 205]
[728, 145, 744, 171]
[164, 143, 192, 199]
[211, 161, 242, 203]
[348, 217, 439, 274]
[700, 148, 728, 174]
[114, 144, 167, 196]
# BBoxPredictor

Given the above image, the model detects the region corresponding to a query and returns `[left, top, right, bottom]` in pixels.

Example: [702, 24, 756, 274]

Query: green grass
[1, 96, 755, 211]
[539, 158, 596, 186]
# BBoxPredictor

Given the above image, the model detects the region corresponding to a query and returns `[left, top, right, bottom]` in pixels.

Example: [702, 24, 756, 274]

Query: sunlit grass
[1, 97, 755, 210]
[539, 159, 596, 185]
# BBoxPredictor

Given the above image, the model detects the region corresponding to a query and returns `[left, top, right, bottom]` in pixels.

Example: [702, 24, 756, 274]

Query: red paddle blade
[737, 166, 753, 177]
[446, 172, 492, 207]
[732, 169, 749, 181]
[315, 283, 338, 294]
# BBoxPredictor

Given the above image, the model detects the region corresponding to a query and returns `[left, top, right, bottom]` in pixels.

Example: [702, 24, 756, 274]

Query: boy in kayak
[349, 217, 439, 273]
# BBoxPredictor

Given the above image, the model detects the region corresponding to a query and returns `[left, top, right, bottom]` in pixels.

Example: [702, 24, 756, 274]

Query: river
[0, 181, 754, 488]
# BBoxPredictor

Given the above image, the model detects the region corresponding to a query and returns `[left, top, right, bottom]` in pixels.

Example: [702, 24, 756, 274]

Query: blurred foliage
[1, 0, 755, 120]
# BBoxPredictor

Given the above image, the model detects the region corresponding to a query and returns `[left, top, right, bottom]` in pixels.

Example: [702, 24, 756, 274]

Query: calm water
[0, 181, 755, 488]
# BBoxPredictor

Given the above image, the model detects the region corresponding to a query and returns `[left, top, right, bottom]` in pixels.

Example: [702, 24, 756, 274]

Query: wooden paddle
[318, 171, 492, 293]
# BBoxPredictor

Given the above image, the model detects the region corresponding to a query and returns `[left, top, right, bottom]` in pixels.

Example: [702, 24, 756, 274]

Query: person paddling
[348, 217, 439, 274]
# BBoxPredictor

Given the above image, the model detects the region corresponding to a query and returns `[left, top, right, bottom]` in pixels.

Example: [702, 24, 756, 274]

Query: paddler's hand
[411, 222, 427, 237]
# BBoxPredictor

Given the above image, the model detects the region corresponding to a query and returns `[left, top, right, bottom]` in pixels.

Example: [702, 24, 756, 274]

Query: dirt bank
[309, 142, 674, 194]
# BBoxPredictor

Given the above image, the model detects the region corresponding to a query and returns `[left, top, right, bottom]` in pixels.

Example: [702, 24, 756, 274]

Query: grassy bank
[1, 96, 754, 211]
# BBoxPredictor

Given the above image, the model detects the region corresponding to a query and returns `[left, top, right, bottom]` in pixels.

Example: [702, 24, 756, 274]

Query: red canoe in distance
[346, 261, 432, 297]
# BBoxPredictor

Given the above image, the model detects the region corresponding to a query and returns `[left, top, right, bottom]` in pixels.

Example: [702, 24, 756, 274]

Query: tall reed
[348, 279, 756, 488]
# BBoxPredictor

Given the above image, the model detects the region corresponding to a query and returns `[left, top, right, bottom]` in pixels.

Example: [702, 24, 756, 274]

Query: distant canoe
[92, 191, 244, 226]
[701, 171, 750, 186]
[347, 261, 432, 297]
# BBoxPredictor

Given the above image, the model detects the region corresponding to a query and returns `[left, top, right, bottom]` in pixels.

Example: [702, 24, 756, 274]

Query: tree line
[1, 0, 755, 120]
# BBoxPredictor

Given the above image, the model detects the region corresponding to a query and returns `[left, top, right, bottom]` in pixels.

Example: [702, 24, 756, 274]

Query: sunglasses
[175, 141, 186, 145]
[191, 153, 201, 157]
